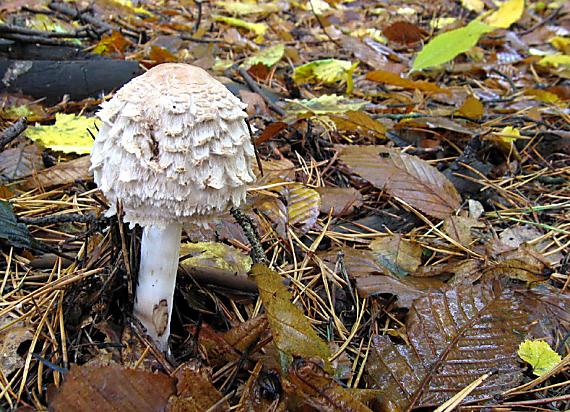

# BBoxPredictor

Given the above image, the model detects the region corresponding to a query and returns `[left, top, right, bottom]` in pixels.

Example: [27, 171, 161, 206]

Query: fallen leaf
[518, 340, 561, 376]
[21, 156, 92, 190]
[367, 278, 529, 409]
[213, 15, 268, 41]
[293, 59, 358, 92]
[0, 144, 43, 181]
[251, 263, 332, 372]
[167, 361, 228, 412]
[0, 200, 33, 249]
[369, 234, 422, 275]
[180, 241, 252, 277]
[382, 21, 425, 44]
[484, 0, 525, 29]
[48, 365, 176, 412]
[366, 70, 449, 94]
[25, 114, 99, 154]
[443, 215, 483, 246]
[538, 54, 570, 69]
[315, 187, 363, 216]
[243, 44, 285, 68]
[412, 20, 494, 71]
[331, 111, 386, 139]
[255, 122, 288, 144]
[0, 324, 33, 376]
[216, 1, 281, 15]
[461, 0, 484, 13]
[456, 95, 484, 118]
[337, 145, 461, 218]
[93, 31, 131, 55]
[286, 95, 368, 116]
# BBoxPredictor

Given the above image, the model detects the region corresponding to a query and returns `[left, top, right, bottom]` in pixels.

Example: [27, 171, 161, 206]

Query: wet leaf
[337, 145, 461, 218]
[286, 95, 368, 116]
[243, 44, 285, 68]
[293, 59, 358, 92]
[412, 20, 494, 71]
[484, 0, 525, 29]
[355, 275, 443, 308]
[21, 156, 92, 190]
[26, 114, 99, 154]
[0, 200, 33, 249]
[167, 361, 228, 412]
[331, 111, 386, 139]
[315, 187, 363, 217]
[518, 340, 561, 376]
[251, 263, 332, 372]
[487, 245, 550, 283]
[48, 365, 176, 412]
[287, 358, 372, 412]
[180, 241, 252, 276]
[0, 144, 43, 181]
[369, 234, 422, 275]
[366, 70, 449, 94]
[224, 315, 269, 353]
[367, 279, 529, 409]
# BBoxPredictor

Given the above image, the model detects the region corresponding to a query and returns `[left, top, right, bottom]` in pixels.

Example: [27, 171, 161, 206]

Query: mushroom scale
[90, 63, 256, 228]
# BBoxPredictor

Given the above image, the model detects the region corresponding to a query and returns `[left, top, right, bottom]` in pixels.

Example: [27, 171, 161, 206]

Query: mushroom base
[133, 222, 182, 352]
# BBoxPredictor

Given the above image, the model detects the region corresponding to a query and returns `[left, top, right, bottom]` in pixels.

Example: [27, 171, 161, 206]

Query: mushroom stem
[133, 222, 182, 352]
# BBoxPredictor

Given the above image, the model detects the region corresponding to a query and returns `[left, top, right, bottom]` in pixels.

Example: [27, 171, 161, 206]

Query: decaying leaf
[456, 95, 484, 118]
[25, 113, 99, 154]
[337, 145, 461, 218]
[382, 21, 425, 44]
[0, 200, 33, 249]
[315, 187, 363, 216]
[487, 244, 551, 283]
[48, 365, 176, 412]
[21, 155, 92, 190]
[443, 215, 483, 246]
[330, 111, 386, 139]
[286, 95, 368, 116]
[369, 234, 422, 275]
[286, 358, 372, 412]
[0, 144, 43, 181]
[0, 323, 33, 376]
[167, 361, 228, 412]
[180, 241, 252, 276]
[367, 279, 529, 409]
[517, 340, 561, 376]
[355, 275, 443, 308]
[366, 70, 449, 94]
[251, 264, 332, 372]
[293, 59, 358, 91]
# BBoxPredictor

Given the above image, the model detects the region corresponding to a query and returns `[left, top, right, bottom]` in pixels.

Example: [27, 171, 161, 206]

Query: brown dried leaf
[320, 248, 386, 276]
[315, 187, 363, 216]
[253, 158, 295, 182]
[256, 122, 288, 144]
[188, 323, 240, 367]
[331, 111, 387, 139]
[0, 144, 43, 181]
[0, 324, 33, 376]
[366, 70, 449, 94]
[337, 145, 461, 218]
[367, 279, 529, 409]
[48, 365, 176, 412]
[355, 275, 442, 308]
[21, 156, 91, 190]
[456, 95, 484, 119]
[251, 264, 332, 372]
[287, 358, 373, 412]
[486, 245, 551, 283]
[224, 315, 269, 353]
[369, 234, 422, 275]
[167, 361, 228, 412]
[443, 215, 483, 246]
[382, 21, 425, 44]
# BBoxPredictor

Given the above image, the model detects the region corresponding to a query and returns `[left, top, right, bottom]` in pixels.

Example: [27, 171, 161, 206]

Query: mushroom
[90, 63, 256, 351]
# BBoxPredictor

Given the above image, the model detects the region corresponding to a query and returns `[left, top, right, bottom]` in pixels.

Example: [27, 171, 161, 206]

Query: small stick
[0, 117, 27, 152]
[237, 67, 286, 117]
[0, 23, 89, 38]
[18, 212, 98, 226]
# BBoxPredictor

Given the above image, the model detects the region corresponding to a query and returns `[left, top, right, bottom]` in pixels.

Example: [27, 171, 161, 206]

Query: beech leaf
[412, 20, 493, 71]
[367, 279, 529, 409]
[366, 70, 449, 94]
[26, 113, 99, 154]
[337, 145, 461, 218]
[484, 0, 525, 29]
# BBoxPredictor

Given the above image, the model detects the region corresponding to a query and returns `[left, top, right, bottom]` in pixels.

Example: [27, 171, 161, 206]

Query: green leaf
[293, 59, 358, 91]
[242, 44, 285, 68]
[26, 114, 99, 154]
[412, 20, 494, 71]
[0, 200, 32, 249]
[518, 340, 562, 376]
[286, 94, 368, 115]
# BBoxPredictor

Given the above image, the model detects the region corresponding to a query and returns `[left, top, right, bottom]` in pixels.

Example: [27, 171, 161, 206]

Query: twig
[230, 208, 267, 264]
[18, 212, 98, 226]
[0, 23, 89, 38]
[48, 2, 114, 34]
[0, 117, 27, 152]
[0, 32, 79, 46]
[237, 66, 286, 117]
[193, 0, 203, 34]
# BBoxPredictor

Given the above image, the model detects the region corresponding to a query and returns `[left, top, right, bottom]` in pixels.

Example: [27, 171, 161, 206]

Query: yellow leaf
[496, 126, 520, 143]
[549, 36, 570, 54]
[242, 44, 285, 68]
[26, 114, 99, 154]
[366, 70, 449, 94]
[457, 95, 484, 118]
[518, 340, 561, 376]
[462, 0, 485, 12]
[216, 1, 281, 15]
[293, 59, 358, 91]
[286, 94, 368, 115]
[213, 15, 268, 40]
[111, 0, 153, 16]
[484, 0, 525, 29]
[525, 89, 560, 104]
[539, 54, 570, 68]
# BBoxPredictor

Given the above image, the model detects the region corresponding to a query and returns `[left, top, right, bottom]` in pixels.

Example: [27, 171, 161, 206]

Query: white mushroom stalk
[90, 63, 256, 352]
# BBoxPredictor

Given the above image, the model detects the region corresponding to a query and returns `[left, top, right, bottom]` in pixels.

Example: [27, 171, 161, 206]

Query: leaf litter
[0, 0, 569, 410]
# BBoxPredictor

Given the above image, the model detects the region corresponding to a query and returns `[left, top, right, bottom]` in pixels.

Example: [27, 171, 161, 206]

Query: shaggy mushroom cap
[90, 63, 256, 227]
